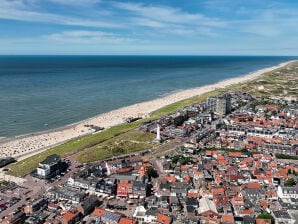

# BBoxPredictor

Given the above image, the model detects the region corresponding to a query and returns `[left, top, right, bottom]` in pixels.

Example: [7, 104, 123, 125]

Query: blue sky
[0, 0, 298, 55]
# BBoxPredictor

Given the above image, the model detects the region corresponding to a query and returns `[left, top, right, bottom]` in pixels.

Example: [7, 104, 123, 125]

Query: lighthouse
[153, 123, 162, 143]
[156, 124, 161, 141]
[105, 162, 111, 176]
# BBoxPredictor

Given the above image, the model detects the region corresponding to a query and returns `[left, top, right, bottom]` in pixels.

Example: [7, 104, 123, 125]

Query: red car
[0, 204, 7, 209]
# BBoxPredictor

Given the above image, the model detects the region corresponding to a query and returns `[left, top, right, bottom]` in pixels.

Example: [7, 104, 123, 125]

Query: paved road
[0, 155, 81, 218]
[0, 171, 26, 185]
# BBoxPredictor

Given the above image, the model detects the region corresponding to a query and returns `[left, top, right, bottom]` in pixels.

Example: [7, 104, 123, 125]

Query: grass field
[7, 61, 298, 177]
[76, 130, 156, 163]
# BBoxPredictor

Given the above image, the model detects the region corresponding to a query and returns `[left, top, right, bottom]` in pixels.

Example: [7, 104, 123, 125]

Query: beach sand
[0, 60, 295, 160]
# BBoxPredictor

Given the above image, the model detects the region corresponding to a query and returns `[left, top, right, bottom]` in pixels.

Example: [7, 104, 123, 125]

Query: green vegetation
[8, 120, 149, 177]
[275, 153, 298, 160]
[7, 61, 298, 177]
[0, 180, 8, 185]
[147, 166, 158, 178]
[284, 178, 296, 187]
[76, 130, 156, 163]
[201, 147, 250, 154]
[257, 214, 275, 222]
[230, 61, 298, 98]
[171, 155, 191, 165]
[251, 101, 270, 110]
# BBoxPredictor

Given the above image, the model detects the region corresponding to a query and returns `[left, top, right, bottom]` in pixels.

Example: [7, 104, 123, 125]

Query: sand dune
[0, 60, 295, 160]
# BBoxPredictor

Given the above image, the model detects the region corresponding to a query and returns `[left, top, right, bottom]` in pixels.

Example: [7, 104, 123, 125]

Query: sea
[0, 56, 296, 139]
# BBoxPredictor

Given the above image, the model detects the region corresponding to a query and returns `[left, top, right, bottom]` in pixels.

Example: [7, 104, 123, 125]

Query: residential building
[272, 211, 296, 224]
[277, 186, 298, 199]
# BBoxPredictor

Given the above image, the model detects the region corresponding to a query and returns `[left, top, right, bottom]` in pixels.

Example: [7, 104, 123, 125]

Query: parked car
[0, 204, 7, 209]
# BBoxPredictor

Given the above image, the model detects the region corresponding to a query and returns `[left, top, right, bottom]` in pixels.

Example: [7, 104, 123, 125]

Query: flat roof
[40, 154, 61, 165]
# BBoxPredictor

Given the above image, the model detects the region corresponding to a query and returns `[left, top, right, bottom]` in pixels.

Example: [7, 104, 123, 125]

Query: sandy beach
[0, 60, 295, 160]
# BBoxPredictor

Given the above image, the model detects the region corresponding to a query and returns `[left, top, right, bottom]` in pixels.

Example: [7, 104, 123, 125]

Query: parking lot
[0, 191, 21, 214]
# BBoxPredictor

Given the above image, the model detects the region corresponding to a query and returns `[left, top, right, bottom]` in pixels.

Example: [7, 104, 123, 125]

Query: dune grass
[7, 119, 147, 177]
[76, 130, 156, 163]
[230, 61, 298, 97]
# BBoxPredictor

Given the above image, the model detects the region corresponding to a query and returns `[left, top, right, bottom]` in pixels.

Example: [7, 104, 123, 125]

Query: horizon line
[0, 54, 297, 57]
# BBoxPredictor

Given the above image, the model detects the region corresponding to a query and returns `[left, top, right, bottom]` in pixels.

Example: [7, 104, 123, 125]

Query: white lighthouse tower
[156, 124, 161, 141]
[105, 162, 111, 176]
[153, 123, 162, 143]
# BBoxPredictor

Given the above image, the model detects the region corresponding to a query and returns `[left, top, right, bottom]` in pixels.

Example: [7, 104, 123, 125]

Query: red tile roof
[164, 175, 176, 183]
[260, 199, 268, 209]
[221, 214, 234, 223]
[157, 213, 171, 224]
[231, 196, 244, 206]
[92, 208, 105, 217]
[212, 187, 225, 196]
[62, 211, 80, 223]
[247, 182, 261, 189]
[242, 208, 253, 215]
[119, 217, 137, 224]
[229, 152, 243, 157]
[116, 167, 133, 173]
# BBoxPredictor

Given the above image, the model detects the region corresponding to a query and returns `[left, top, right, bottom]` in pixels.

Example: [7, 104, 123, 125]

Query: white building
[197, 197, 218, 216]
[37, 154, 61, 178]
[277, 186, 298, 199]
[133, 206, 157, 224]
[272, 211, 296, 224]
[67, 177, 89, 190]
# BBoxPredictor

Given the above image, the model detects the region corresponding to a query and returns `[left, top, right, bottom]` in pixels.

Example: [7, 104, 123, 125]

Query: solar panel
[103, 212, 121, 221]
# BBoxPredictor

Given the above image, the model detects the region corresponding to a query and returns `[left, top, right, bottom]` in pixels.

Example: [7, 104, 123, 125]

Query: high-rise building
[206, 93, 231, 115]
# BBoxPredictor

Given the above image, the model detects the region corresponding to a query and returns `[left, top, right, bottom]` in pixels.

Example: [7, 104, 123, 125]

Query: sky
[0, 0, 298, 55]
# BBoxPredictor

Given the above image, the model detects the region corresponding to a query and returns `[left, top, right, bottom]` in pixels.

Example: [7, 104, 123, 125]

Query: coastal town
[1, 0, 298, 223]
[0, 90, 297, 224]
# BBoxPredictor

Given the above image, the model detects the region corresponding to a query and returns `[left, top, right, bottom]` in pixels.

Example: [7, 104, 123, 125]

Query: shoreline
[0, 60, 296, 159]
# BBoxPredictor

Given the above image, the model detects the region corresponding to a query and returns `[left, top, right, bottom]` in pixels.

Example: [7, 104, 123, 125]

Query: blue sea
[0, 56, 296, 138]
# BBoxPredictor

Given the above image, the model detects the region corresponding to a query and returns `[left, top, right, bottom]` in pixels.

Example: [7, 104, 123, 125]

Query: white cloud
[244, 25, 280, 37]
[0, 0, 120, 28]
[45, 30, 136, 44]
[47, 0, 101, 7]
[114, 2, 226, 28]
[130, 17, 166, 28]
[230, 7, 298, 37]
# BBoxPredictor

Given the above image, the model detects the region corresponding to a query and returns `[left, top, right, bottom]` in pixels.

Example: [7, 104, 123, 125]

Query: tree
[288, 169, 292, 175]
[284, 178, 296, 187]
[147, 166, 158, 178]
[257, 214, 275, 222]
